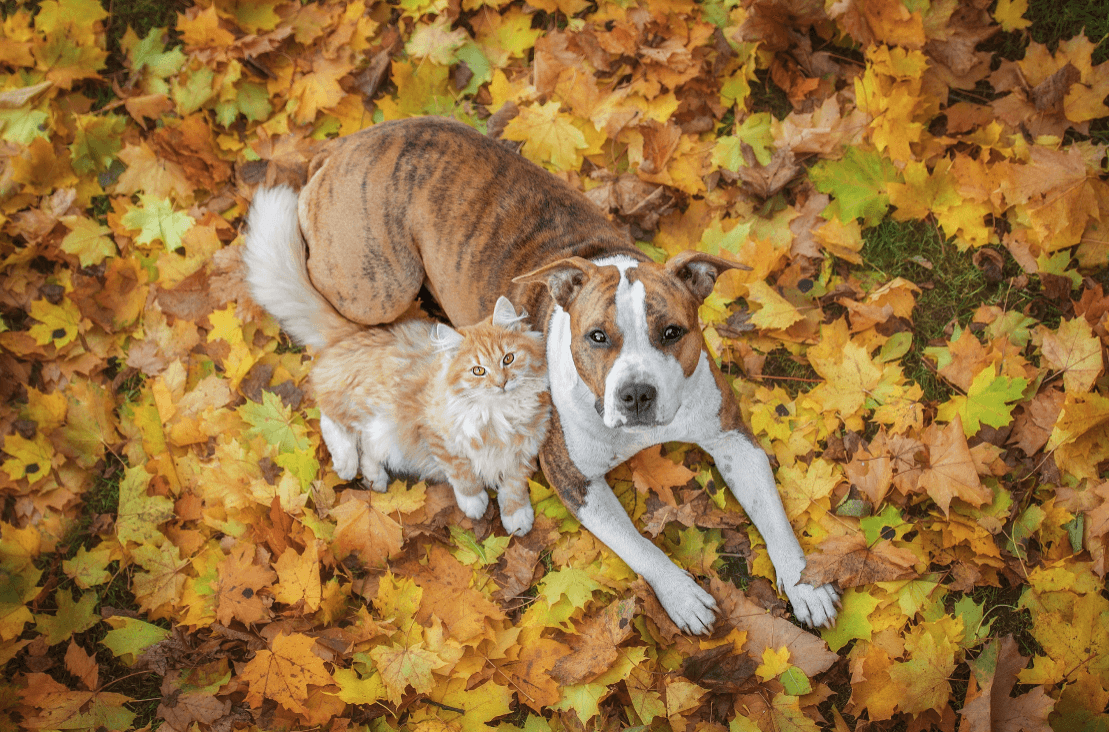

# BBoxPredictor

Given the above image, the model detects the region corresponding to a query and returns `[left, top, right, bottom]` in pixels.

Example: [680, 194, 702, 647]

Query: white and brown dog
[244, 116, 839, 633]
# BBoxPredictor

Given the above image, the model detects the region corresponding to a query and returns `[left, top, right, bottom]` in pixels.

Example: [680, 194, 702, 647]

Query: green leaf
[939, 364, 1028, 436]
[779, 666, 813, 695]
[120, 194, 194, 251]
[101, 615, 170, 663]
[239, 391, 311, 454]
[128, 27, 186, 78]
[116, 465, 174, 546]
[809, 146, 903, 226]
[34, 589, 99, 646]
[62, 545, 113, 589]
[60, 216, 116, 267]
[69, 113, 125, 174]
[539, 567, 600, 610]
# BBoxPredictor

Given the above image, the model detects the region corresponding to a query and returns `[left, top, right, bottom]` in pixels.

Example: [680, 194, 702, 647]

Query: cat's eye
[588, 329, 608, 344]
[472, 366, 486, 376]
[662, 325, 686, 343]
[502, 353, 514, 365]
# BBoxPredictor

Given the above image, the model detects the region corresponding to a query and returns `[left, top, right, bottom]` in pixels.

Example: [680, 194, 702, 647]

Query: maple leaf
[214, 544, 276, 626]
[115, 465, 174, 546]
[59, 215, 116, 267]
[552, 596, 636, 684]
[938, 364, 1028, 436]
[962, 635, 1053, 732]
[273, 542, 322, 612]
[1039, 317, 1104, 394]
[710, 578, 838, 678]
[33, 589, 97, 647]
[369, 638, 448, 704]
[809, 146, 902, 226]
[502, 101, 590, 172]
[919, 416, 992, 515]
[629, 445, 695, 507]
[120, 193, 194, 251]
[241, 633, 332, 714]
[800, 533, 917, 589]
[101, 616, 170, 665]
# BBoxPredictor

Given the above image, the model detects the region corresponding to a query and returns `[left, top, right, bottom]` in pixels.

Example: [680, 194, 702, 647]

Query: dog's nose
[618, 382, 657, 417]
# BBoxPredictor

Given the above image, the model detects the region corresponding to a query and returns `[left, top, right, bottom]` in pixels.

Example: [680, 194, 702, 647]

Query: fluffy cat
[241, 186, 549, 535]
[312, 300, 550, 535]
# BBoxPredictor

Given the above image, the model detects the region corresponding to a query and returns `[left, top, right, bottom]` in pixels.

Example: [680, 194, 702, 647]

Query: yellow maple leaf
[273, 543, 322, 612]
[1, 433, 54, 484]
[502, 101, 589, 172]
[993, 0, 1032, 31]
[241, 633, 332, 714]
[1040, 317, 1103, 394]
[745, 280, 805, 331]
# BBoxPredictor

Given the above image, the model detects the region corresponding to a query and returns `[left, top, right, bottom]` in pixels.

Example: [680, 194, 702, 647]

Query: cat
[241, 186, 550, 535]
[312, 301, 550, 534]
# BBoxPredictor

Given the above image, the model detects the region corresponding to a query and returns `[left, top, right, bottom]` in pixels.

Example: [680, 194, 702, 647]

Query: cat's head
[433, 297, 547, 396]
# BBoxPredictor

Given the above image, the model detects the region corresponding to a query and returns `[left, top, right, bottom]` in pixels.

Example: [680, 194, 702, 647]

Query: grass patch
[760, 348, 821, 398]
[854, 220, 1053, 403]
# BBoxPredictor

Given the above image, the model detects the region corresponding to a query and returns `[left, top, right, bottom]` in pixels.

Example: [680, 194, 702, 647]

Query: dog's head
[514, 251, 746, 429]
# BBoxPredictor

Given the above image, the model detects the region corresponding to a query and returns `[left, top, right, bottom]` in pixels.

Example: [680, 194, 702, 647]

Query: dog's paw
[500, 503, 534, 536]
[654, 574, 718, 635]
[454, 489, 489, 520]
[784, 581, 840, 629]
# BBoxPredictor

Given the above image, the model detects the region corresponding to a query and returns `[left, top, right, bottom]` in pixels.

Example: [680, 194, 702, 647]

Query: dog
[245, 116, 839, 633]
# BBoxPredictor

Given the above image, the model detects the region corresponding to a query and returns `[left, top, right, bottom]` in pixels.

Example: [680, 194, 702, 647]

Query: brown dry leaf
[799, 533, 917, 589]
[919, 416, 992, 515]
[710, 577, 838, 678]
[551, 596, 636, 684]
[64, 640, 98, 690]
[240, 633, 332, 715]
[215, 544, 277, 626]
[629, 445, 696, 507]
[961, 635, 1054, 732]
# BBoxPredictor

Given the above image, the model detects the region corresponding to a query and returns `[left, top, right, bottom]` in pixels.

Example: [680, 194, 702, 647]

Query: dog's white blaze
[602, 260, 688, 428]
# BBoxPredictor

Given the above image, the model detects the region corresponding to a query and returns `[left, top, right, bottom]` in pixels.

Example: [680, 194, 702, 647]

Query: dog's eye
[472, 366, 486, 376]
[588, 330, 608, 344]
[502, 353, 514, 365]
[662, 325, 686, 343]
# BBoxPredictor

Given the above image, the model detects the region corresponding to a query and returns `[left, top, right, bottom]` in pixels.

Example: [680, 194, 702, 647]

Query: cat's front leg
[356, 430, 391, 492]
[495, 473, 535, 536]
[442, 460, 489, 520]
[320, 414, 359, 481]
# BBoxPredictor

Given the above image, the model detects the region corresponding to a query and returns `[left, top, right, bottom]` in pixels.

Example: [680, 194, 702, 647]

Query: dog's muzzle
[616, 381, 657, 426]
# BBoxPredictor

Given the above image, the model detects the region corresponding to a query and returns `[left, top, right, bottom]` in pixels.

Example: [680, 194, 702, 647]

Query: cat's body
[242, 186, 550, 535]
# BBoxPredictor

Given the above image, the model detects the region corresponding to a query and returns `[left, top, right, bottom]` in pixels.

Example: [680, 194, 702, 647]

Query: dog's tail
[242, 186, 362, 350]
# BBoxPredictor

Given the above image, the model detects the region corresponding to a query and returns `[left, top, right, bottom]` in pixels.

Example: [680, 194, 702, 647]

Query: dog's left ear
[665, 251, 750, 302]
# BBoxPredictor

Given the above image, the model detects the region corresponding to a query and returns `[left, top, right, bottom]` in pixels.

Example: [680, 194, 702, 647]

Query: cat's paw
[500, 503, 534, 536]
[454, 489, 489, 520]
[653, 572, 717, 635]
[320, 415, 359, 480]
[361, 468, 390, 493]
[783, 580, 840, 629]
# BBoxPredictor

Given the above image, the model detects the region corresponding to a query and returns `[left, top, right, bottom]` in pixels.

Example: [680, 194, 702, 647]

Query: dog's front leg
[701, 430, 840, 628]
[577, 480, 717, 634]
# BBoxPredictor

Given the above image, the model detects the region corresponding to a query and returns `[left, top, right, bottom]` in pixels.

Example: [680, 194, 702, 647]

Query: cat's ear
[512, 257, 598, 310]
[431, 323, 464, 351]
[492, 296, 526, 329]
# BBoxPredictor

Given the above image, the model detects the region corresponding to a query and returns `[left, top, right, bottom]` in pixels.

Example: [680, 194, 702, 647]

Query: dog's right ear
[512, 257, 598, 310]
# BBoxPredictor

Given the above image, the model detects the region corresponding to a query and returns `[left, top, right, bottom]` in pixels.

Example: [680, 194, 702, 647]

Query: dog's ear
[665, 251, 750, 302]
[512, 257, 598, 310]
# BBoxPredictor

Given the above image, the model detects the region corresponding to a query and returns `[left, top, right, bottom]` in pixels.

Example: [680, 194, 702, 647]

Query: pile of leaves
[1, 0, 1107, 730]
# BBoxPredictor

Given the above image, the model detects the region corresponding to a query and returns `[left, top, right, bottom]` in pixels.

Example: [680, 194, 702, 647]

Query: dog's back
[298, 117, 640, 330]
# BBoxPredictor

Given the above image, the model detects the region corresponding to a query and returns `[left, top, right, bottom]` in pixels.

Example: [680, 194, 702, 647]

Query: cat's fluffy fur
[242, 187, 550, 535]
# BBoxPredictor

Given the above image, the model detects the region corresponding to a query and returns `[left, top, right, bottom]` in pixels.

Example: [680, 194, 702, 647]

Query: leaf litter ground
[0, 0, 1108, 731]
